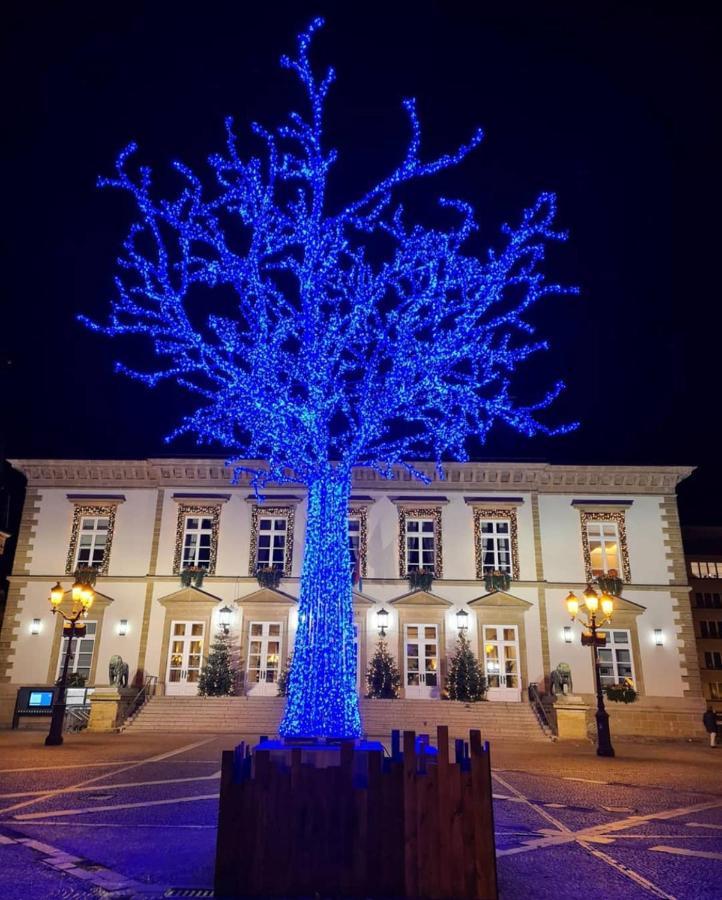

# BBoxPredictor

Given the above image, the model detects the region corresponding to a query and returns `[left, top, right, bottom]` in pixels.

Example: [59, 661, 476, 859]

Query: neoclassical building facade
[0, 458, 702, 729]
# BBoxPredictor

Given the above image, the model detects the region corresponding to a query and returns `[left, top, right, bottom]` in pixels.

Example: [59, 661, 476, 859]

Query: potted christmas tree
[197, 629, 236, 696]
[445, 632, 487, 702]
[366, 640, 401, 699]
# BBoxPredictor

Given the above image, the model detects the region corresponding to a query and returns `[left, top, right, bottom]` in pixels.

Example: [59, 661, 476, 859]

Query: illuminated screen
[28, 691, 53, 707]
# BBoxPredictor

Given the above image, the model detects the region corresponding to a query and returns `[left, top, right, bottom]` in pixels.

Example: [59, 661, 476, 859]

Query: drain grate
[164, 890, 214, 898]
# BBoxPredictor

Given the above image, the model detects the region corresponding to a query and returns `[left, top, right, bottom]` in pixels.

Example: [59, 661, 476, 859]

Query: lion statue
[109, 654, 129, 688]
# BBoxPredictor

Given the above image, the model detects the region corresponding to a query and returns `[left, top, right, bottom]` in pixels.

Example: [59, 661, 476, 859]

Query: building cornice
[9, 458, 695, 495]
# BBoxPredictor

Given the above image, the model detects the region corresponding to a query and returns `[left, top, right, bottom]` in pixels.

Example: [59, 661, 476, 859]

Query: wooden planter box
[215, 725, 498, 898]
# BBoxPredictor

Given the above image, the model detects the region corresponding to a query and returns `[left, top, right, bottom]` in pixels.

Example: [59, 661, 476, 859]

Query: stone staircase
[124, 695, 550, 741]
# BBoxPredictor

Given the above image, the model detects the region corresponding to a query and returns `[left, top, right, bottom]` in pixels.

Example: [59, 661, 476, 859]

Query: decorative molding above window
[464, 496, 524, 507]
[472, 507, 520, 580]
[248, 505, 296, 576]
[172, 493, 230, 504]
[390, 495, 449, 506]
[65, 504, 118, 576]
[66, 494, 126, 505]
[397, 506, 443, 578]
[579, 509, 631, 583]
[173, 505, 222, 575]
[572, 499, 634, 513]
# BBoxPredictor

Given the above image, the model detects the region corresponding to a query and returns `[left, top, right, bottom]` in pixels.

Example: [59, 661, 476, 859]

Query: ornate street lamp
[218, 605, 234, 636]
[566, 585, 615, 758]
[45, 579, 95, 746]
[456, 608, 469, 633]
[376, 607, 389, 638]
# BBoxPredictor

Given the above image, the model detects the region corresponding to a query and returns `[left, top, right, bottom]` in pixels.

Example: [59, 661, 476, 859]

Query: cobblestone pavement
[0, 731, 720, 898]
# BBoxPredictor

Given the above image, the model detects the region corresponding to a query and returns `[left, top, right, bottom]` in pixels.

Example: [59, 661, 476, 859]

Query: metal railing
[64, 706, 91, 732]
[125, 674, 158, 722]
[527, 682, 553, 734]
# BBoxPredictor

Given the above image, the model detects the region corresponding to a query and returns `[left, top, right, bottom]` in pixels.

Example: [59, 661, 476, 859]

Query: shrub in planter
[277, 653, 292, 697]
[483, 570, 511, 593]
[604, 680, 637, 704]
[74, 566, 97, 587]
[61, 672, 87, 689]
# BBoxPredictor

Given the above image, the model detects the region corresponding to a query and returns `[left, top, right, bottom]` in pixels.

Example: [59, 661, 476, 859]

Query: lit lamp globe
[50, 582, 64, 611]
[80, 585, 95, 613]
[583, 584, 599, 613]
[600, 593, 614, 619]
[565, 591, 579, 619]
[71, 580, 85, 605]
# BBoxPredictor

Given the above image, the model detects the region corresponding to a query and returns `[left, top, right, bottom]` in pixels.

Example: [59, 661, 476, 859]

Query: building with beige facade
[0, 458, 705, 738]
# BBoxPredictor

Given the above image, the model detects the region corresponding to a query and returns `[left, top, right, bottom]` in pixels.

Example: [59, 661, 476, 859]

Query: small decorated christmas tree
[198, 629, 236, 696]
[277, 653, 292, 697]
[446, 633, 486, 702]
[366, 640, 401, 699]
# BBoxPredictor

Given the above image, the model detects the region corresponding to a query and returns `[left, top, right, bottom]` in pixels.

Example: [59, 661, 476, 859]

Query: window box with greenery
[74, 566, 98, 587]
[180, 566, 206, 588]
[407, 569, 434, 592]
[604, 679, 637, 704]
[483, 570, 511, 593]
[595, 570, 623, 597]
[256, 567, 283, 589]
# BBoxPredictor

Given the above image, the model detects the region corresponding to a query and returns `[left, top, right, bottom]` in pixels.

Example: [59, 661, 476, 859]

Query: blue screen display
[28, 691, 53, 707]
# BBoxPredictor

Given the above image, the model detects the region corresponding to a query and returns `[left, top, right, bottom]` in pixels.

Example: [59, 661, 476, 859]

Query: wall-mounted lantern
[30, 618, 41, 635]
[219, 605, 234, 636]
[456, 608, 469, 633]
[118, 619, 128, 637]
[376, 607, 389, 638]
[654, 628, 664, 647]
[563, 626, 572, 644]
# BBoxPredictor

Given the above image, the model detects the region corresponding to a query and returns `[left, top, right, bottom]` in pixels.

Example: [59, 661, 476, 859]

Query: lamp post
[565, 584, 615, 758]
[45, 580, 95, 746]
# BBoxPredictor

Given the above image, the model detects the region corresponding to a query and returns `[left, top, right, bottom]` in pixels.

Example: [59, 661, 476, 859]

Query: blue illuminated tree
[84, 19, 576, 739]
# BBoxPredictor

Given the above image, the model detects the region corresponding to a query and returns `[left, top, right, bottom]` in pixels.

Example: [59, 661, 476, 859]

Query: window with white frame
[349, 516, 361, 577]
[181, 515, 214, 569]
[74, 516, 110, 570]
[478, 519, 512, 574]
[586, 521, 621, 577]
[405, 518, 435, 573]
[597, 629, 635, 687]
[57, 621, 97, 681]
[257, 516, 288, 570]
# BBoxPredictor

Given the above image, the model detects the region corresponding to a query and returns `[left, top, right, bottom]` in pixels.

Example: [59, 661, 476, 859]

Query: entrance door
[166, 621, 205, 695]
[483, 625, 521, 701]
[246, 622, 282, 696]
[405, 624, 440, 698]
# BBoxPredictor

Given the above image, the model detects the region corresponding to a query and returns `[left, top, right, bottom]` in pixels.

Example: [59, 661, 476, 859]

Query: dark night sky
[1, 1, 720, 522]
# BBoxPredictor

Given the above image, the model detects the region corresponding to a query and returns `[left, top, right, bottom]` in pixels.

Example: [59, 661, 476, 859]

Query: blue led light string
[84, 18, 578, 738]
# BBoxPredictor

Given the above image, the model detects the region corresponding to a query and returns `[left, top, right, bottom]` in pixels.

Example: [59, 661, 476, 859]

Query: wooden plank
[448, 759, 466, 899]
[213, 750, 235, 897]
[436, 725, 453, 898]
[366, 749, 383, 897]
[460, 768, 477, 897]
[403, 730, 419, 899]
[470, 731, 498, 900]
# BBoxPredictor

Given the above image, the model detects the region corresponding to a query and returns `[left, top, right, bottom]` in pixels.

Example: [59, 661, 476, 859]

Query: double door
[483, 625, 521, 701]
[246, 622, 282, 696]
[166, 621, 205, 695]
[404, 624, 440, 698]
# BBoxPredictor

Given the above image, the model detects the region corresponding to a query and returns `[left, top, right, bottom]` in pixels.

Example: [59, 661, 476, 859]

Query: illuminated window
[586, 521, 620, 577]
[597, 629, 635, 687]
[349, 516, 361, 577]
[479, 519, 512, 574]
[710, 683, 722, 700]
[690, 561, 722, 579]
[257, 516, 288, 571]
[75, 517, 110, 570]
[57, 621, 97, 681]
[405, 518, 435, 573]
[181, 516, 214, 569]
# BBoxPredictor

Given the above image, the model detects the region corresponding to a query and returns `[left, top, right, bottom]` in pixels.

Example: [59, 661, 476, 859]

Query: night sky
[1, 1, 720, 523]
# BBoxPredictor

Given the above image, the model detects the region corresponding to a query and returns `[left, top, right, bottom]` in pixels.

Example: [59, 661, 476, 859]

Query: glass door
[404, 624, 440, 698]
[166, 621, 205, 695]
[483, 625, 521, 701]
[246, 622, 282, 696]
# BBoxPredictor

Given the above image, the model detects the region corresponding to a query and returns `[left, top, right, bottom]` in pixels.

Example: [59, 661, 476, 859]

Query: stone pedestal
[553, 694, 589, 740]
[87, 687, 135, 732]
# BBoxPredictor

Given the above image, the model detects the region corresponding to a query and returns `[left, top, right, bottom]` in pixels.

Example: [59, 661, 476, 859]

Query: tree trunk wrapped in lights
[84, 19, 577, 739]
